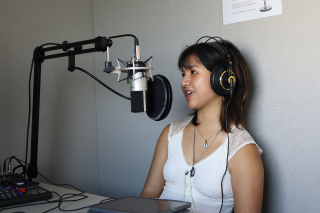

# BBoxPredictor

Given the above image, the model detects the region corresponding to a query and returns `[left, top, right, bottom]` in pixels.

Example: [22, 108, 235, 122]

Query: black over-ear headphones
[196, 36, 236, 96]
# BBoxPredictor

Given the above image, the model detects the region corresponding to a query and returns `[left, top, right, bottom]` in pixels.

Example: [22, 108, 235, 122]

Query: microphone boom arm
[27, 35, 143, 182]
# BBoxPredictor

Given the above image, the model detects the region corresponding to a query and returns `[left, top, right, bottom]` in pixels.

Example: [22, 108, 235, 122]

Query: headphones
[196, 36, 236, 96]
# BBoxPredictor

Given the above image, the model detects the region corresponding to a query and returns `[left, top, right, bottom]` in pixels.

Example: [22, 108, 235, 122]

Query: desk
[1, 183, 108, 213]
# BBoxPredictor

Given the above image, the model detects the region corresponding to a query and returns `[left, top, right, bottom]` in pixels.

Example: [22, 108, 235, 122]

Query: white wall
[0, 0, 100, 194]
[1, 0, 320, 212]
[220, 1, 320, 211]
[93, 1, 320, 212]
[92, 0, 220, 198]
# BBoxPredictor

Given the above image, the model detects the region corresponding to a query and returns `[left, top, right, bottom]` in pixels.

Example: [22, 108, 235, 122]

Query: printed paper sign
[222, 0, 282, 25]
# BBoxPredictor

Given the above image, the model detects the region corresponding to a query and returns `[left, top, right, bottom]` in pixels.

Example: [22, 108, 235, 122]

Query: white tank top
[159, 116, 263, 213]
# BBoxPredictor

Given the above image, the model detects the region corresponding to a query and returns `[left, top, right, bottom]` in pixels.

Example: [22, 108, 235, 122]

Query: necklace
[190, 126, 222, 177]
[196, 126, 221, 148]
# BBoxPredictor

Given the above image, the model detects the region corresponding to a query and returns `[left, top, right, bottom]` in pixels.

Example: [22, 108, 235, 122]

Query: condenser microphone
[128, 56, 173, 121]
[104, 36, 172, 121]
[128, 48, 148, 113]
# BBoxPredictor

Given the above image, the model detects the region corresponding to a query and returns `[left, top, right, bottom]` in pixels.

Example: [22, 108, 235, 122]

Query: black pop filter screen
[147, 75, 172, 121]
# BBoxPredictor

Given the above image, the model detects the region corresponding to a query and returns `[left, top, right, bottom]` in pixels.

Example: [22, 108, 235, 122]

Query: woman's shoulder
[230, 125, 254, 143]
[168, 116, 193, 140]
[228, 125, 263, 160]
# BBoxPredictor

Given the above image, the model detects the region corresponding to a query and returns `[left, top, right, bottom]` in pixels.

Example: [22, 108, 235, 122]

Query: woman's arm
[228, 144, 264, 213]
[140, 124, 170, 198]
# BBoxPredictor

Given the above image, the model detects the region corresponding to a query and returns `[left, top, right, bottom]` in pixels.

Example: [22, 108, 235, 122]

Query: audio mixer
[0, 173, 52, 208]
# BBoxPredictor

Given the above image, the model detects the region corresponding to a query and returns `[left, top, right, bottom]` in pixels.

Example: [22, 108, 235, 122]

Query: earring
[222, 96, 225, 101]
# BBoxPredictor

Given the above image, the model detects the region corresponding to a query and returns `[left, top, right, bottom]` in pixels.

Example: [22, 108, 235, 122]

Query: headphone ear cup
[210, 64, 233, 96]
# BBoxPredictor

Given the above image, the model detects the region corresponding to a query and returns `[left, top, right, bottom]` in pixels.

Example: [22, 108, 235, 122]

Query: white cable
[190, 176, 196, 213]
[184, 170, 188, 201]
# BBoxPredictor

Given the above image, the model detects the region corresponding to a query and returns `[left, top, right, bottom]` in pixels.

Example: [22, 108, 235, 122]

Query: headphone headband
[196, 36, 236, 96]
[197, 36, 232, 66]
[196, 36, 229, 55]
[206, 42, 225, 56]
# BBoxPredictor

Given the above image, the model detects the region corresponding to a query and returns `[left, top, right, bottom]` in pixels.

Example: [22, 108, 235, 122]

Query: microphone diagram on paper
[222, 0, 282, 25]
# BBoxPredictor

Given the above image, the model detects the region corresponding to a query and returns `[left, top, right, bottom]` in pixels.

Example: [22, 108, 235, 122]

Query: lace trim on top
[168, 116, 193, 141]
[168, 116, 263, 160]
[228, 125, 263, 159]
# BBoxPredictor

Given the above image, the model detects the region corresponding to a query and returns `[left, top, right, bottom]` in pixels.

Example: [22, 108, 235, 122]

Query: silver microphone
[105, 43, 154, 112]
[129, 45, 148, 112]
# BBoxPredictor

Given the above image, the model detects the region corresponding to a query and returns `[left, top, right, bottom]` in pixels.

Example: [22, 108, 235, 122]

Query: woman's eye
[181, 73, 185, 77]
[191, 70, 197, 74]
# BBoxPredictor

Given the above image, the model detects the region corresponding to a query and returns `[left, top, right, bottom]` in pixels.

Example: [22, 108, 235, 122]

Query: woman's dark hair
[178, 41, 251, 132]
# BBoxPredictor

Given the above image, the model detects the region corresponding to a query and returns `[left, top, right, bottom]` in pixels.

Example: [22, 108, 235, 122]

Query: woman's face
[181, 55, 220, 110]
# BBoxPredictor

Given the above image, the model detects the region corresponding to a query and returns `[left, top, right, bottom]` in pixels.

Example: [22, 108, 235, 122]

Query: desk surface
[1, 182, 108, 213]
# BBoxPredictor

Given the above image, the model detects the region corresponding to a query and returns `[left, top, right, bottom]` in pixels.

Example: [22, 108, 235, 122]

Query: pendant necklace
[197, 126, 221, 148]
[190, 126, 222, 177]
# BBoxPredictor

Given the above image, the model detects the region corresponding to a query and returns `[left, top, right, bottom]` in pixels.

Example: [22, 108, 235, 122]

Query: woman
[140, 37, 264, 213]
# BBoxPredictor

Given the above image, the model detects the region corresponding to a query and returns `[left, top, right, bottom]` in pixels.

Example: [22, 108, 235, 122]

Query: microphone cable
[2, 43, 119, 212]
[25, 42, 63, 178]
[2, 157, 10, 175]
[74, 67, 130, 100]
[1, 157, 87, 212]
[0, 157, 113, 213]
[24, 44, 130, 173]
[24, 58, 34, 177]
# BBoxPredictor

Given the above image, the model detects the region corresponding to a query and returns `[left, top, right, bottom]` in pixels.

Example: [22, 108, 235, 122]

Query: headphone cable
[219, 92, 233, 213]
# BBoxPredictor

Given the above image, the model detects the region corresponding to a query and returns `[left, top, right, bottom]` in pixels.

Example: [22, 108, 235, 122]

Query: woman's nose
[181, 75, 191, 87]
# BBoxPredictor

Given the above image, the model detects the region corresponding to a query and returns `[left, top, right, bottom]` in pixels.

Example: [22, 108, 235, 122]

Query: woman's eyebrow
[183, 64, 198, 70]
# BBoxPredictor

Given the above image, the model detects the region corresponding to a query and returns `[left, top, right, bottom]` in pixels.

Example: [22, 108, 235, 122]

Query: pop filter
[147, 75, 172, 121]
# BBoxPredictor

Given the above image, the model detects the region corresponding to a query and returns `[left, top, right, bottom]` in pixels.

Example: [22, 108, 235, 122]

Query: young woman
[140, 37, 264, 213]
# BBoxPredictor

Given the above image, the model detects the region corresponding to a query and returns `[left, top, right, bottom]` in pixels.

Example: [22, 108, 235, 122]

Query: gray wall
[1, 0, 320, 212]
[0, 0, 100, 194]
[219, 1, 320, 212]
[92, 0, 219, 198]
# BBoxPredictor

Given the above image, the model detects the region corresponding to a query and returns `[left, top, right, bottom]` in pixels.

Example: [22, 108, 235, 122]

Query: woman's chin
[187, 103, 198, 110]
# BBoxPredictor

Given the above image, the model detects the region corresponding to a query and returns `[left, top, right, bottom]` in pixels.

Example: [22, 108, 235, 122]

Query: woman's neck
[196, 103, 222, 130]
